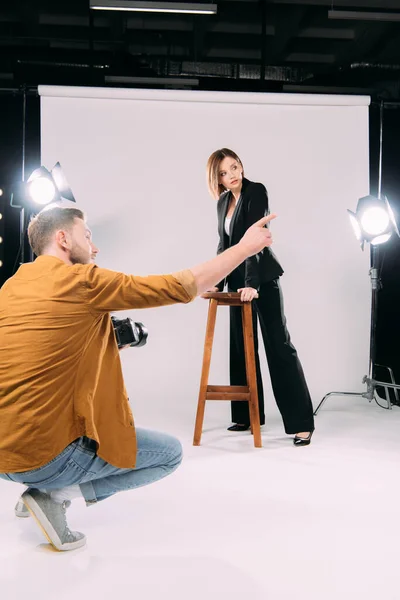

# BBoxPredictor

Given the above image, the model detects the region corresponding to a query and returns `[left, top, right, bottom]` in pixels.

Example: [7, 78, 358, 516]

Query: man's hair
[206, 148, 244, 200]
[28, 206, 86, 256]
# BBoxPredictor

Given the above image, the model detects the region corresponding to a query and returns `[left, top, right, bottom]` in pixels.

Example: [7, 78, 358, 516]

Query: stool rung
[207, 385, 248, 393]
[206, 392, 250, 401]
[206, 386, 250, 401]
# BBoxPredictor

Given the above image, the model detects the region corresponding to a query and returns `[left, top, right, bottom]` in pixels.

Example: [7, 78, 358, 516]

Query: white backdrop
[39, 85, 370, 428]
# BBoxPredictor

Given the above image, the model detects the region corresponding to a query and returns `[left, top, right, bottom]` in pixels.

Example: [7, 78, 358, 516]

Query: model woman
[205, 148, 314, 446]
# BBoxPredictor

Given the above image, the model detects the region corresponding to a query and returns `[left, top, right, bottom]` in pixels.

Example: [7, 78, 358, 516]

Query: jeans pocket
[15, 440, 79, 478]
[9, 442, 79, 487]
[18, 457, 78, 488]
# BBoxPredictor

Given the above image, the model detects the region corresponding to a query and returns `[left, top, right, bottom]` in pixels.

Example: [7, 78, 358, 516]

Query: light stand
[314, 101, 400, 415]
[17, 87, 33, 265]
[20, 87, 26, 263]
[10, 86, 36, 269]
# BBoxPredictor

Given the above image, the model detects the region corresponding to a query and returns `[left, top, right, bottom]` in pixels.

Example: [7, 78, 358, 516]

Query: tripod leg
[313, 391, 365, 416]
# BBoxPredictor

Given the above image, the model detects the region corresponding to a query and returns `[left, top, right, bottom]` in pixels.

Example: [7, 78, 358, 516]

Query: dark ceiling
[1, 0, 400, 97]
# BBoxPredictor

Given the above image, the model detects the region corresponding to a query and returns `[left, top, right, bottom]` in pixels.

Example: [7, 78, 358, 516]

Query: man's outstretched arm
[186, 214, 275, 296]
[85, 214, 276, 312]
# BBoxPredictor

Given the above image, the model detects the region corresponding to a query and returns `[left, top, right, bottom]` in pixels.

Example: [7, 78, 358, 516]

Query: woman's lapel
[218, 192, 230, 245]
[229, 178, 249, 237]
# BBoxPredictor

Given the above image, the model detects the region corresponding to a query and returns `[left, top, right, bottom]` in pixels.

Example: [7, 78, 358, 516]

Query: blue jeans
[0, 428, 182, 505]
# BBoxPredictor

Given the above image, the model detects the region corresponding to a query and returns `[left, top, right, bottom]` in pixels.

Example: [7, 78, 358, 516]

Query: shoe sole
[15, 509, 31, 518]
[22, 494, 86, 552]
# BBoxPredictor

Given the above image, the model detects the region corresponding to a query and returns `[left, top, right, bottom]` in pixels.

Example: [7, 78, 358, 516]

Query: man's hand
[190, 213, 277, 296]
[201, 286, 219, 299]
[238, 214, 276, 256]
[237, 287, 259, 302]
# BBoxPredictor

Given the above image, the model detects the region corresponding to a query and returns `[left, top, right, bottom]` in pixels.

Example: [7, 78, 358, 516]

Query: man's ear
[55, 229, 69, 249]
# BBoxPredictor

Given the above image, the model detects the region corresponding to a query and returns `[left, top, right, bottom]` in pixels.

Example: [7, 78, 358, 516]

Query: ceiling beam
[210, 21, 274, 35]
[328, 10, 400, 22]
[285, 52, 336, 63]
[283, 84, 373, 93]
[207, 47, 261, 60]
[299, 26, 355, 39]
[267, 0, 400, 7]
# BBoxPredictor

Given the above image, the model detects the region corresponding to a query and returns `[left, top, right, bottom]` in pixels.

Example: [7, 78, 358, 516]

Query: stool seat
[193, 292, 262, 448]
[201, 291, 247, 305]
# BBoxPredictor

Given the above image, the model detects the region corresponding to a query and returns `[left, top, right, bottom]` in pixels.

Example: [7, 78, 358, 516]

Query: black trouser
[229, 279, 314, 434]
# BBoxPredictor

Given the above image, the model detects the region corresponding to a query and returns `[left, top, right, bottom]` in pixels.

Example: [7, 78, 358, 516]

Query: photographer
[0, 205, 274, 552]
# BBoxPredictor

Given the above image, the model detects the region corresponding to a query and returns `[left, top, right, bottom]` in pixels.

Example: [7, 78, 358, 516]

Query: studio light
[26, 168, 57, 206]
[347, 195, 399, 247]
[23, 162, 76, 207]
[90, 0, 217, 14]
[9, 162, 76, 269]
[51, 163, 76, 202]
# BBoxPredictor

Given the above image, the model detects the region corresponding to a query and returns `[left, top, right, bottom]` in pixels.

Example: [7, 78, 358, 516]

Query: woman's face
[218, 156, 243, 194]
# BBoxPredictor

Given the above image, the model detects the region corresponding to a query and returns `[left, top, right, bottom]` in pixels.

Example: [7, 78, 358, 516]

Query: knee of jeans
[170, 437, 183, 466]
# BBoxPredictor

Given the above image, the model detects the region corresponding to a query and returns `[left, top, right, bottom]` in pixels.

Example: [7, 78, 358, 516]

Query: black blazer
[216, 177, 283, 291]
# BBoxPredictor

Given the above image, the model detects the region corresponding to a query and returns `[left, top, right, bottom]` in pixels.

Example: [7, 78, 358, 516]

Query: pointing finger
[255, 214, 277, 228]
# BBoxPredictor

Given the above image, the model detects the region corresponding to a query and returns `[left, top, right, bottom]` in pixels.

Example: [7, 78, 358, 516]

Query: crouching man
[0, 206, 275, 551]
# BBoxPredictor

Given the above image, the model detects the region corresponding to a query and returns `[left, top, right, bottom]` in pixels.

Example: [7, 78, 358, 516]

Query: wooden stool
[193, 292, 262, 448]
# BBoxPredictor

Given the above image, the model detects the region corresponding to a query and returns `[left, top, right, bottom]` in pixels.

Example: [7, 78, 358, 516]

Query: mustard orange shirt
[0, 256, 197, 472]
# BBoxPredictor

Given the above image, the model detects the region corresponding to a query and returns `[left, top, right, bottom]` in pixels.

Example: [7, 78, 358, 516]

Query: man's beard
[69, 243, 91, 265]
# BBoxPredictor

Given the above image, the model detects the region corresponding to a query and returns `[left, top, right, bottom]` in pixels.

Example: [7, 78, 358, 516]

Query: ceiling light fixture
[90, 0, 217, 15]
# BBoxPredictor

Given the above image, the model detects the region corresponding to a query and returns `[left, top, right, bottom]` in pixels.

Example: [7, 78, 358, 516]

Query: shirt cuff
[171, 269, 198, 300]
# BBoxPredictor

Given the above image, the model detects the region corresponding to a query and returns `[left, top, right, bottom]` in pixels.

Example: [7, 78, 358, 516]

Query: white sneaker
[22, 489, 86, 551]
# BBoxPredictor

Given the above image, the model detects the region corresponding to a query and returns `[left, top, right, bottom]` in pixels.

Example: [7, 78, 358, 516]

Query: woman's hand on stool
[237, 287, 259, 302]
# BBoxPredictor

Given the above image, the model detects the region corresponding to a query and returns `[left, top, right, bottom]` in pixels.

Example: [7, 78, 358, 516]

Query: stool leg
[193, 299, 218, 446]
[242, 304, 262, 448]
[242, 305, 257, 440]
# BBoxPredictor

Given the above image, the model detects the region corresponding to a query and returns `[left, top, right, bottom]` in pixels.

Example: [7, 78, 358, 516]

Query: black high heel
[293, 430, 314, 446]
[227, 423, 250, 432]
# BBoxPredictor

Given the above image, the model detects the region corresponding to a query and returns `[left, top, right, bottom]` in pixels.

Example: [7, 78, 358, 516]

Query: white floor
[1, 396, 400, 600]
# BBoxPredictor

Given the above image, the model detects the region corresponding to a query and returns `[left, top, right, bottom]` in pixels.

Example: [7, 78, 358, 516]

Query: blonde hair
[28, 206, 85, 256]
[206, 148, 244, 199]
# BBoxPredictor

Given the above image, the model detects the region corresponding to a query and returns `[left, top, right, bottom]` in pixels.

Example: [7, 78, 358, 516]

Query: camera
[111, 317, 148, 349]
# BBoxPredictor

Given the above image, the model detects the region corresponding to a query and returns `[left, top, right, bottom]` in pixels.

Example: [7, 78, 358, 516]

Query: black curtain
[0, 92, 40, 286]
[371, 104, 400, 398]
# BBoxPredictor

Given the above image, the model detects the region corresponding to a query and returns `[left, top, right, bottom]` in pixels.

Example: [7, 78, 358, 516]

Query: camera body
[111, 317, 148, 349]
